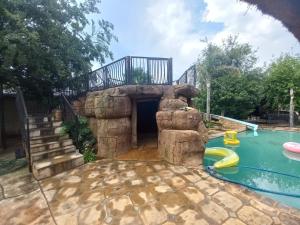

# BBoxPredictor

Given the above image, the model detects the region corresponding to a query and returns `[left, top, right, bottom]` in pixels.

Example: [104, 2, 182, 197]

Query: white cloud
[203, 0, 300, 66]
[146, 0, 206, 78]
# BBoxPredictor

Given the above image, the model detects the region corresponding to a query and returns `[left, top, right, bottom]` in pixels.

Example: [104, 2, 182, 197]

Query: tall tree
[0, 0, 116, 98]
[196, 36, 260, 119]
[265, 55, 300, 127]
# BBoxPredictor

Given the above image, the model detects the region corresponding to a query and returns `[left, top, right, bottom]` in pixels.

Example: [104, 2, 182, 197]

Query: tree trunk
[289, 88, 294, 127]
[206, 79, 211, 121]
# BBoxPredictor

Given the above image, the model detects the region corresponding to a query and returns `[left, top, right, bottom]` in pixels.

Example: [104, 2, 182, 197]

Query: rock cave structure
[81, 84, 208, 165]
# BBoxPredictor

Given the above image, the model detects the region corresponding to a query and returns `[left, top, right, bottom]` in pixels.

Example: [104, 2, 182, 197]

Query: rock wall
[155, 84, 207, 164]
[81, 84, 208, 162]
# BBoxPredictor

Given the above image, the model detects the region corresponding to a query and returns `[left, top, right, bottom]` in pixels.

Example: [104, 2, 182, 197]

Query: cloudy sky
[97, 0, 300, 79]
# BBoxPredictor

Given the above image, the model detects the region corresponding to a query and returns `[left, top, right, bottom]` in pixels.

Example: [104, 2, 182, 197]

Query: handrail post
[147, 58, 151, 84]
[168, 58, 173, 85]
[125, 56, 132, 85]
[103, 67, 109, 89]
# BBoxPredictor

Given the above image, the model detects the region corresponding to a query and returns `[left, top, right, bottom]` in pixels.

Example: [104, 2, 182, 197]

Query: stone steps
[29, 126, 63, 138]
[31, 139, 73, 153]
[30, 134, 69, 146]
[28, 121, 62, 129]
[28, 114, 84, 180]
[31, 145, 76, 162]
[32, 152, 84, 180]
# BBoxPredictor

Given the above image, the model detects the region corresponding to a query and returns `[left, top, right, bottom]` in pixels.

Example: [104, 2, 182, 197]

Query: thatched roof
[242, 0, 300, 42]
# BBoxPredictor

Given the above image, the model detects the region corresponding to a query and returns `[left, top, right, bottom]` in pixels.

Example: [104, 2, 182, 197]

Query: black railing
[60, 56, 198, 98]
[15, 88, 31, 171]
[60, 94, 80, 148]
[88, 56, 173, 91]
[175, 64, 197, 86]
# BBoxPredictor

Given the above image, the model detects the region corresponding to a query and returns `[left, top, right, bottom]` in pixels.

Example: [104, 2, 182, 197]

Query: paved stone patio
[0, 160, 300, 225]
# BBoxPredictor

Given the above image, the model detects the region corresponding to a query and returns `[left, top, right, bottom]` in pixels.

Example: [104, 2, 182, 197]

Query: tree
[0, 0, 116, 98]
[264, 55, 300, 127]
[132, 68, 148, 84]
[195, 35, 262, 119]
[197, 43, 225, 120]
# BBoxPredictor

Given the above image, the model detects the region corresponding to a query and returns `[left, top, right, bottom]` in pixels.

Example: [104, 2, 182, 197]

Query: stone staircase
[29, 115, 84, 180]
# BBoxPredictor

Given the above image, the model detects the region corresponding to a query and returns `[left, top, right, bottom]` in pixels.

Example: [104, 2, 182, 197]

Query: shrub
[61, 116, 97, 163]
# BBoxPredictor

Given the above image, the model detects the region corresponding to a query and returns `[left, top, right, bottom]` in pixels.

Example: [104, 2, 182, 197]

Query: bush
[83, 147, 97, 163]
[61, 116, 97, 163]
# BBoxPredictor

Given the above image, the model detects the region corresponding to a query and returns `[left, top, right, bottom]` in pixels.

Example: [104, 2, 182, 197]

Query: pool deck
[1, 159, 300, 225]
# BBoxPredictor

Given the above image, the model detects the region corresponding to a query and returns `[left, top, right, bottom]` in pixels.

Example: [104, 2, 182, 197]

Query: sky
[95, 0, 300, 79]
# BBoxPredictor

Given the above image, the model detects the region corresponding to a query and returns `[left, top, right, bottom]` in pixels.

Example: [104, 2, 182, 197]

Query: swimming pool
[204, 130, 300, 209]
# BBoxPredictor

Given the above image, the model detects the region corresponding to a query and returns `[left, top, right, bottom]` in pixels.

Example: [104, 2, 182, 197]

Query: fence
[61, 56, 200, 97]
[87, 56, 173, 91]
[175, 65, 197, 86]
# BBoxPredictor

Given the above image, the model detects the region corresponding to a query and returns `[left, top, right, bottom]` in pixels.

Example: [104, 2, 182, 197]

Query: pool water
[204, 130, 300, 209]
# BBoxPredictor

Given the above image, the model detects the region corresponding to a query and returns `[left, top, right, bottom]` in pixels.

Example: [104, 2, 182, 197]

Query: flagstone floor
[0, 160, 299, 225]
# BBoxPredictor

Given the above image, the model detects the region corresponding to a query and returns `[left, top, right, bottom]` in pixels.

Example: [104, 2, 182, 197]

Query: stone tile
[116, 207, 143, 225]
[179, 209, 209, 225]
[166, 176, 187, 189]
[152, 163, 167, 171]
[279, 212, 300, 225]
[129, 187, 155, 207]
[0, 190, 55, 225]
[158, 169, 175, 180]
[182, 172, 201, 183]
[162, 222, 176, 225]
[55, 211, 79, 225]
[78, 203, 106, 225]
[153, 183, 173, 193]
[39, 177, 62, 191]
[194, 179, 219, 195]
[213, 191, 242, 211]
[159, 192, 188, 215]
[49, 195, 80, 217]
[146, 175, 162, 184]
[200, 201, 228, 224]
[63, 175, 82, 184]
[250, 199, 277, 216]
[1, 174, 39, 198]
[78, 189, 105, 208]
[135, 165, 154, 177]
[106, 195, 134, 217]
[193, 169, 209, 179]
[140, 202, 168, 225]
[223, 218, 246, 225]
[237, 206, 273, 225]
[103, 173, 122, 186]
[169, 165, 188, 174]
[182, 186, 204, 204]
[129, 179, 144, 186]
[120, 170, 137, 180]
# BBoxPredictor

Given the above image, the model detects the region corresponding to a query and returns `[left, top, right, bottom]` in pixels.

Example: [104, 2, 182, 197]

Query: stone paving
[0, 160, 300, 225]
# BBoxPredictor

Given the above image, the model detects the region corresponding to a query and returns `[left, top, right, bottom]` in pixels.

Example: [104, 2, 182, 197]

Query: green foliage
[83, 147, 97, 163]
[62, 116, 96, 160]
[132, 68, 148, 84]
[264, 55, 300, 111]
[0, 0, 116, 97]
[195, 35, 264, 119]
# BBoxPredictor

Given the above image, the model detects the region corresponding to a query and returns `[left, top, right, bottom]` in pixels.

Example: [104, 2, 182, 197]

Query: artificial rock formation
[82, 84, 208, 163]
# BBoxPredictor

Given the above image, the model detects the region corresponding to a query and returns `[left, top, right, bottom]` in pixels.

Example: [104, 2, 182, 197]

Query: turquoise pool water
[204, 130, 300, 209]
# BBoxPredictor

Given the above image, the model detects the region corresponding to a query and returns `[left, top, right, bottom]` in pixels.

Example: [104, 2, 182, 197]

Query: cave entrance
[136, 99, 159, 147]
[116, 97, 160, 161]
